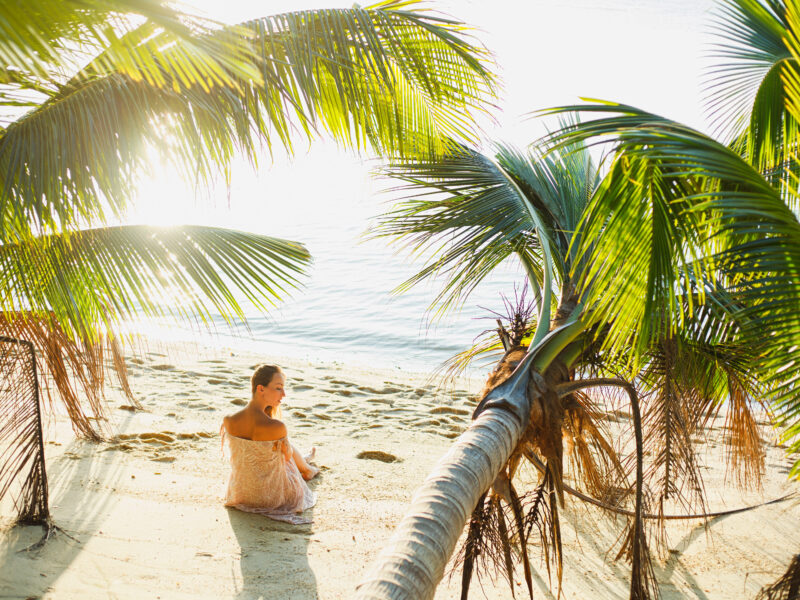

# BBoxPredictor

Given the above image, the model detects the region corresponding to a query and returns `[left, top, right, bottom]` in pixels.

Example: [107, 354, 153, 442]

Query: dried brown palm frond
[453, 470, 562, 600]
[638, 339, 708, 520]
[452, 491, 518, 596]
[613, 488, 659, 600]
[0, 336, 48, 526]
[723, 368, 766, 489]
[0, 312, 136, 440]
[456, 490, 490, 599]
[561, 390, 625, 500]
[524, 465, 563, 592]
[436, 284, 537, 386]
[757, 554, 800, 600]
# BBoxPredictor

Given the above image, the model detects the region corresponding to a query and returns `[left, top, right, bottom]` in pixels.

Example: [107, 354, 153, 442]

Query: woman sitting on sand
[221, 364, 318, 524]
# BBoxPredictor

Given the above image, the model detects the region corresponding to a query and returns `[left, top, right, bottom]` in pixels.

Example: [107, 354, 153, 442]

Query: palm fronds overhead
[0, 225, 311, 341]
[0, 0, 497, 239]
[0, 0, 501, 535]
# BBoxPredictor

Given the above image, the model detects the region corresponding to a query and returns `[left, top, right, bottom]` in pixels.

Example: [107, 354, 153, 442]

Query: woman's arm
[290, 443, 318, 480]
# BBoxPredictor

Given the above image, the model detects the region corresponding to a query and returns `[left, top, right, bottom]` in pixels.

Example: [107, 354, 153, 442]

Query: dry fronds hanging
[0, 312, 137, 441]
[0, 336, 49, 526]
[757, 555, 800, 600]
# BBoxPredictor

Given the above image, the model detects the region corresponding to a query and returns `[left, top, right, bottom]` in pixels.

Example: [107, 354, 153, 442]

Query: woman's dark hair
[251, 364, 282, 395]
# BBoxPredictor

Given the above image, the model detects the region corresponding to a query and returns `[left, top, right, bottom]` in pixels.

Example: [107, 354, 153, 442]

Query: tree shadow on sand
[0, 436, 125, 596]
[227, 476, 321, 600]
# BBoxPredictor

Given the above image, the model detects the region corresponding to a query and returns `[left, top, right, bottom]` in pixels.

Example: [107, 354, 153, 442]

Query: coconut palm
[0, 0, 496, 533]
[356, 1, 800, 599]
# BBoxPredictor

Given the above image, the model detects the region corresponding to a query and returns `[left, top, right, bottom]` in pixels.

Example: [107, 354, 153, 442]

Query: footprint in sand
[361, 385, 405, 395]
[230, 399, 247, 406]
[213, 366, 237, 374]
[105, 430, 215, 460]
[207, 378, 228, 385]
[366, 397, 394, 405]
[356, 450, 401, 463]
[411, 418, 442, 428]
[430, 407, 470, 416]
[293, 384, 313, 392]
[151, 364, 176, 371]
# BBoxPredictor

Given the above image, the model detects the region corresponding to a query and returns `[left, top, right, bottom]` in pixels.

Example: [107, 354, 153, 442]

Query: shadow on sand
[226, 476, 320, 600]
[0, 436, 125, 597]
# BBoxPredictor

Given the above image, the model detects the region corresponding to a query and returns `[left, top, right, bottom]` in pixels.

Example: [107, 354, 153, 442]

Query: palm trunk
[356, 319, 585, 599]
[356, 399, 526, 599]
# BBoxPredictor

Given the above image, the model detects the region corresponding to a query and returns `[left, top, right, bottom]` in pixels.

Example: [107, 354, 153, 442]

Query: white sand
[1, 341, 798, 599]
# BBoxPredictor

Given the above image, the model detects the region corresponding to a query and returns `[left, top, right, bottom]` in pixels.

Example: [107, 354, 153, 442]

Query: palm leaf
[705, 0, 796, 165]
[375, 144, 549, 318]
[0, 336, 48, 524]
[543, 102, 800, 473]
[0, 3, 497, 238]
[0, 225, 311, 342]
[0, 0, 255, 87]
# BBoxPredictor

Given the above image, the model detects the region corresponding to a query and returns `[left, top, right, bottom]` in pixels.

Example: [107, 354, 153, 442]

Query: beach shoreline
[1, 340, 799, 599]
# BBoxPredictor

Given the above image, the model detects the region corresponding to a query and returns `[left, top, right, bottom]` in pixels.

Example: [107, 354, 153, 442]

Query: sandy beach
[1, 341, 799, 599]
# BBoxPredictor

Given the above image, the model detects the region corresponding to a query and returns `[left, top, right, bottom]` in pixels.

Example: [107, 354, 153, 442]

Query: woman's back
[223, 408, 286, 442]
[223, 431, 315, 524]
[221, 365, 316, 523]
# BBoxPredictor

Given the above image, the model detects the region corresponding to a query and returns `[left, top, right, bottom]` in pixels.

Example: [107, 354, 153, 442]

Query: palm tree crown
[361, 1, 800, 599]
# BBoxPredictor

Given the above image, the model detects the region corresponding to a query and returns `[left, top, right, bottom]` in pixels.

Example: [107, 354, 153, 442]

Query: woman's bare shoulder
[251, 418, 287, 442]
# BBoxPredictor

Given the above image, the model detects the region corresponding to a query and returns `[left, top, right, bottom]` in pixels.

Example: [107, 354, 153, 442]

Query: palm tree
[356, 1, 800, 599]
[0, 0, 497, 534]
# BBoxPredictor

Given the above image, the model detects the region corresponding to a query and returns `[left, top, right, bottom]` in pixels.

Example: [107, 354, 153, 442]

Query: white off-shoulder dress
[222, 432, 316, 524]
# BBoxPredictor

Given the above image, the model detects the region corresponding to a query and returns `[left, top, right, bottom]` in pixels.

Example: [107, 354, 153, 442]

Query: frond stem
[489, 155, 555, 345]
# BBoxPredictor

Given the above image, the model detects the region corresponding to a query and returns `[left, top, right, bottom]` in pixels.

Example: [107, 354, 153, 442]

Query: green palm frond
[543, 101, 800, 470]
[375, 144, 549, 318]
[375, 134, 598, 323]
[705, 0, 795, 161]
[0, 0, 255, 88]
[496, 136, 599, 273]
[0, 2, 496, 238]
[0, 225, 311, 342]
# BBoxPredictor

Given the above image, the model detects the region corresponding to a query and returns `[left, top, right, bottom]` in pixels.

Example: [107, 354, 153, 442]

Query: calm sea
[129, 151, 524, 376]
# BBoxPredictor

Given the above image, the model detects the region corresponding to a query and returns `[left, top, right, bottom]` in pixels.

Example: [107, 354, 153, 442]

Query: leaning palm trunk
[356, 320, 583, 599]
[357, 389, 529, 598]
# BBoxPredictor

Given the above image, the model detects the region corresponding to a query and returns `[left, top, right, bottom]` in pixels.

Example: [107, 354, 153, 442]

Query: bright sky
[130, 0, 717, 229]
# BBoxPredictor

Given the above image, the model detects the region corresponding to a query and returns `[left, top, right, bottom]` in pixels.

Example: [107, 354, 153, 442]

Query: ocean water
[129, 150, 525, 376]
